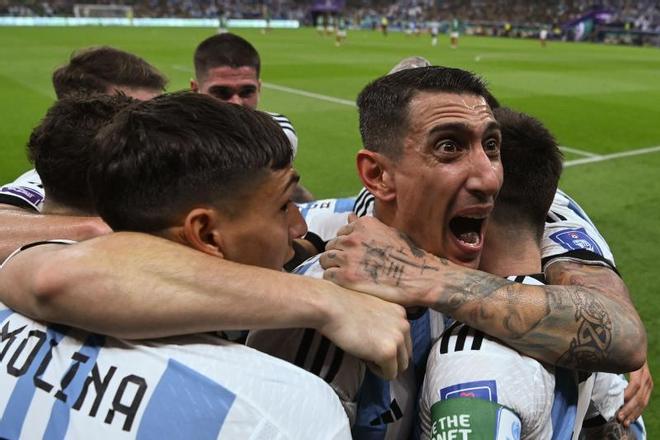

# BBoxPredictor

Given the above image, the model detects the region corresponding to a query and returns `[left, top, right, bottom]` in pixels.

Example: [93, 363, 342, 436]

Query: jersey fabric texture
[0, 243, 351, 440]
[266, 112, 298, 158]
[0, 169, 44, 212]
[247, 255, 445, 440]
[542, 189, 615, 271]
[298, 197, 356, 242]
[419, 275, 590, 440]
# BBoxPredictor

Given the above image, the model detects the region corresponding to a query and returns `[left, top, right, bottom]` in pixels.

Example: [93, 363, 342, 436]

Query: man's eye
[484, 139, 500, 154]
[238, 87, 257, 98]
[434, 140, 458, 153]
[281, 201, 290, 212]
[209, 88, 233, 101]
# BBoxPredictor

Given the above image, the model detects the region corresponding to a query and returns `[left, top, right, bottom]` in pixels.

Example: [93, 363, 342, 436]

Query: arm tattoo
[360, 240, 439, 286]
[558, 287, 612, 368]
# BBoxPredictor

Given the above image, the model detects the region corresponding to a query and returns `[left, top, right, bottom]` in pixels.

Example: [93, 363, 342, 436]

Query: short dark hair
[357, 66, 499, 159]
[89, 92, 292, 232]
[52, 46, 168, 99]
[492, 107, 563, 241]
[27, 94, 136, 212]
[194, 33, 261, 82]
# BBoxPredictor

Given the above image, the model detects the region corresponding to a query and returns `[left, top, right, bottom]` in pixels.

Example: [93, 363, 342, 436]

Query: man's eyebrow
[429, 120, 501, 135]
[283, 172, 301, 194]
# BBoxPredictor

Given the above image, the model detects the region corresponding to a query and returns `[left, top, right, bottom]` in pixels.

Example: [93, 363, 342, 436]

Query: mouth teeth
[449, 216, 484, 245]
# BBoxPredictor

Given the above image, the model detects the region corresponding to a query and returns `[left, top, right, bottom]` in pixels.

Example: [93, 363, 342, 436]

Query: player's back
[0, 305, 351, 439]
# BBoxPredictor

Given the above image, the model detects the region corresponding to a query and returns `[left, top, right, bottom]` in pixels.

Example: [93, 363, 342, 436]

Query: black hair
[27, 94, 136, 212]
[89, 92, 292, 232]
[52, 46, 167, 99]
[492, 107, 563, 241]
[357, 65, 499, 159]
[194, 33, 261, 81]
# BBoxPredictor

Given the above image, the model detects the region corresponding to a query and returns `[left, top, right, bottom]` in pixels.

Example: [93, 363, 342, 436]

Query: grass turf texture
[1, 26, 659, 433]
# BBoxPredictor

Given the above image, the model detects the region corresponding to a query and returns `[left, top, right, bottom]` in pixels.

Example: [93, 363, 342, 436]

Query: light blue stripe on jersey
[136, 358, 235, 440]
[0, 325, 68, 439]
[353, 370, 390, 439]
[0, 307, 12, 323]
[293, 255, 321, 276]
[334, 197, 357, 213]
[550, 367, 578, 440]
[43, 333, 105, 440]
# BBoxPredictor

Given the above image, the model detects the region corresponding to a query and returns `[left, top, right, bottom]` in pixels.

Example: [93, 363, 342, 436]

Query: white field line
[559, 145, 601, 158]
[170, 63, 660, 168]
[565, 145, 660, 168]
[171, 64, 356, 106]
[261, 82, 356, 107]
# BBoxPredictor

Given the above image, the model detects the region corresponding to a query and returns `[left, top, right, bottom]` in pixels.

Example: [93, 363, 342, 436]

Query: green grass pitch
[1, 26, 659, 433]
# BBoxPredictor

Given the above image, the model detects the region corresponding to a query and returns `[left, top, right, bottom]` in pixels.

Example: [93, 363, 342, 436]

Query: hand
[320, 215, 446, 307]
[618, 360, 652, 427]
[319, 281, 413, 380]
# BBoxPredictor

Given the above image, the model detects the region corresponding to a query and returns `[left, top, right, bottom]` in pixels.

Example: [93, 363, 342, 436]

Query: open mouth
[449, 216, 485, 246]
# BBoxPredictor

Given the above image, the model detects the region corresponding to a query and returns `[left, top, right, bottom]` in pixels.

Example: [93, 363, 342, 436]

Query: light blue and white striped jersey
[0, 255, 350, 440]
[247, 255, 444, 440]
[419, 275, 592, 440]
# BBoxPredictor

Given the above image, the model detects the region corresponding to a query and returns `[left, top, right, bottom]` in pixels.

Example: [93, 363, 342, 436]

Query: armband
[429, 397, 521, 440]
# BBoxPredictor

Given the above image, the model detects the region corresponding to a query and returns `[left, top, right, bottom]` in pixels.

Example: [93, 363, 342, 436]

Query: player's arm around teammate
[320, 216, 646, 374]
[0, 231, 412, 380]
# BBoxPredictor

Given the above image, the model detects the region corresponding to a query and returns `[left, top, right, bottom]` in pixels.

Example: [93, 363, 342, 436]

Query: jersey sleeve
[268, 112, 298, 158]
[420, 324, 555, 439]
[298, 197, 356, 242]
[245, 257, 365, 424]
[427, 397, 521, 440]
[542, 190, 616, 271]
[0, 169, 45, 211]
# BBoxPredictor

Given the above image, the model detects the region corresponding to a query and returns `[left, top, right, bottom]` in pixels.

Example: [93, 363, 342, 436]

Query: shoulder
[299, 197, 357, 242]
[542, 189, 616, 271]
[0, 169, 45, 211]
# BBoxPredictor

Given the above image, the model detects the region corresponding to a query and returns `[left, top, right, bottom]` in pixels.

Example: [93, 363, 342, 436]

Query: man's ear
[181, 208, 225, 257]
[190, 78, 199, 93]
[356, 149, 396, 202]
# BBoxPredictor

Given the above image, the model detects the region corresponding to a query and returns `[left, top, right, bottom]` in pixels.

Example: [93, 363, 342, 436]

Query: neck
[479, 223, 541, 277]
[42, 198, 95, 217]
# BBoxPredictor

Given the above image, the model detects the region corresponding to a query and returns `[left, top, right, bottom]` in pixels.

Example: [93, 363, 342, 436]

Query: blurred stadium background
[1, 0, 659, 434]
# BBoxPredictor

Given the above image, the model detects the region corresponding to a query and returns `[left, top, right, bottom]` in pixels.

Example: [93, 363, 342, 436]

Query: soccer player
[420, 107, 645, 439]
[0, 46, 168, 261]
[249, 65, 503, 439]
[449, 17, 460, 48]
[0, 93, 352, 438]
[190, 33, 314, 202]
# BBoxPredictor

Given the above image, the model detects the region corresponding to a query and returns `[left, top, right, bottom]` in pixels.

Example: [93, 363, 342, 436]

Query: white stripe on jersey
[0, 169, 44, 212]
[0, 308, 350, 440]
[266, 112, 298, 158]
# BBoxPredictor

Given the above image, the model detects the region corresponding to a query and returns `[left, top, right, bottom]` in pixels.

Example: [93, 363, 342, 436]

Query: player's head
[191, 33, 261, 109]
[27, 94, 136, 214]
[356, 66, 503, 268]
[489, 107, 563, 242]
[52, 46, 167, 100]
[89, 92, 305, 270]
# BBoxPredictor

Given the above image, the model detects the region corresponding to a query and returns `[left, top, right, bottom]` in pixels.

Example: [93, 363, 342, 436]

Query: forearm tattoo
[557, 287, 612, 368]
[354, 238, 630, 368]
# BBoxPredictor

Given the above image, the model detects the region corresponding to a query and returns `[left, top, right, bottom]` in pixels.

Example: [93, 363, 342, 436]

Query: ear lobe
[182, 208, 224, 257]
[190, 79, 199, 93]
[356, 149, 396, 202]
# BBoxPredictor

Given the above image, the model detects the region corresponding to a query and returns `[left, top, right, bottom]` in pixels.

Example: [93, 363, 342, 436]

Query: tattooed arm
[320, 216, 646, 373]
